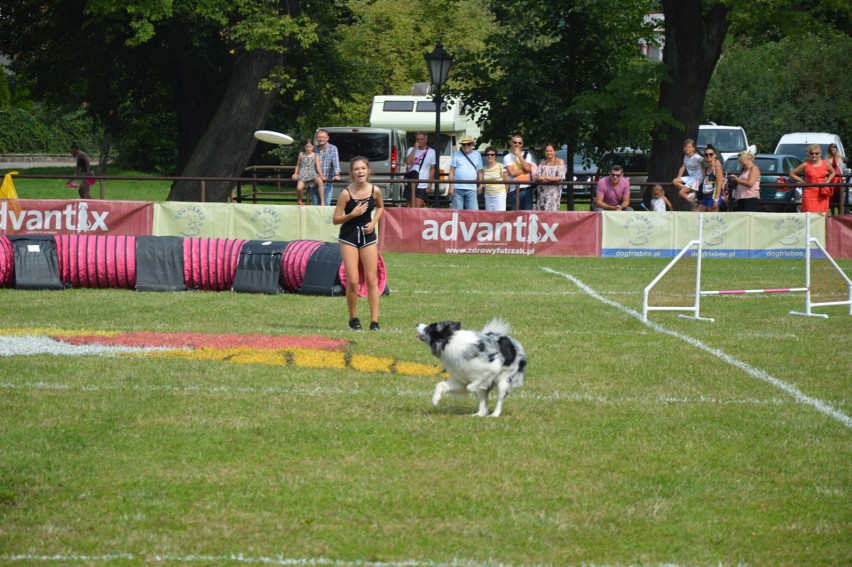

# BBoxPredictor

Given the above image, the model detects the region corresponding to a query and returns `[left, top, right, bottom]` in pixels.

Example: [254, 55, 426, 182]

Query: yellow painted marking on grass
[128, 347, 442, 377]
[2, 327, 444, 377]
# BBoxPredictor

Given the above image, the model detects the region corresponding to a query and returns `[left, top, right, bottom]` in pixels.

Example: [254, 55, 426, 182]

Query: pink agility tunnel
[54, 235, 137, 289]
[338, 252, 388, 298]
[0, 236, 13, 287]
[0, 235, 386, 295]
[281, 240, 324, 293]
[184, 238, 247, 291]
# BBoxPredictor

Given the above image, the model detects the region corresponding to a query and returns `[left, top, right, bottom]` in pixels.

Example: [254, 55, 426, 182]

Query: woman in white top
[731, 151, 761, 212]
[536, 144, 566, 211]
[673, 138, 704, 207]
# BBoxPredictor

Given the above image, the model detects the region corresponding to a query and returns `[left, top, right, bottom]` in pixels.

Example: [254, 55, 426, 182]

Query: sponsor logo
[773, 215, 805, 246]
[623, 215, 653, 246]
[250, 207, 282, 239]
[0, 201, 109, 233]
[174, 205, 206, 237]
[421, 212, 559, 244]
[702, 214, 729, 246]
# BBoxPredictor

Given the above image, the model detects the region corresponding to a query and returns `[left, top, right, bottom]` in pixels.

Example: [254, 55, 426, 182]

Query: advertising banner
[603, 211, 827, 258]
[154, 202, 340, 242]
[230, 203, 301, 241]
[826, 216, 852, 259]
[154, 202, 232, 238]
[300, 205, 339, 243]
[378, 209, 600, 256]
[748, 212, 826, 259]
[0, 199, 153, 236]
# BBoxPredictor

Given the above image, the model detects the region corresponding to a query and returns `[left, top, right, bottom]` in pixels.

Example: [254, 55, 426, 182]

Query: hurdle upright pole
[790, 213, 828, 318]
[678, 214, 714, 322]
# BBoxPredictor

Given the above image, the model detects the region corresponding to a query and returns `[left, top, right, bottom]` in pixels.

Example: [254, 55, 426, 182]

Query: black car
[722, 153, 803, 212]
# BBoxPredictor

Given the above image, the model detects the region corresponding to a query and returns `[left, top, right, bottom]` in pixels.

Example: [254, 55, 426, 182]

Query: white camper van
[369, 84, 485, 176]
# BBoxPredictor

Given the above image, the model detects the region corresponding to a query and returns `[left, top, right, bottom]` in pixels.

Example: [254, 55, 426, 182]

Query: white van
[697, 124, 756, 163]
[317, 127, 408, 203]
[369, 85, 485, 176]
[774, 132, 845, 160]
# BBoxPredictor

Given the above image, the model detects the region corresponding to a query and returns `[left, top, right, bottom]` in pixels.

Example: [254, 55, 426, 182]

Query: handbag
[405, 149, 428, 179]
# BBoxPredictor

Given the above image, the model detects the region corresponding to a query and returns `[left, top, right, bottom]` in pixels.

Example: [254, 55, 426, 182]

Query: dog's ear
[449, 321, 461, 331]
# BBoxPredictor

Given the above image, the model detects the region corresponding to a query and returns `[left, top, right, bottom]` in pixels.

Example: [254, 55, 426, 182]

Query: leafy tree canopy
[704, 31, 852, 155]
[453, 0, 667, 159]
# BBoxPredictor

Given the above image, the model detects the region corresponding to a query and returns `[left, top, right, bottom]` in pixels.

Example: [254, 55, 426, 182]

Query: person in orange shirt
[790, 144, 836, 213]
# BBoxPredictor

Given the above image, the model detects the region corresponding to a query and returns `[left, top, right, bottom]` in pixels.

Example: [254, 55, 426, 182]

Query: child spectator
[292, 139, 324, 206]
[650, 185, 672, 211]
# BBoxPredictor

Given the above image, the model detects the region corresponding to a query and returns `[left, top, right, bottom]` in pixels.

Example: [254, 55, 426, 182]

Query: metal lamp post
[424, 42, 453, 207]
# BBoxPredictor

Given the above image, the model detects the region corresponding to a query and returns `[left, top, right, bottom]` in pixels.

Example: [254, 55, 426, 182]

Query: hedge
[0, 108, 101, 154]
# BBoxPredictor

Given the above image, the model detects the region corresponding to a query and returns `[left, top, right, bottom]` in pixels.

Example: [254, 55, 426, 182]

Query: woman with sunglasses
[482, 146, 508, 210]
[695, 144, 724, 212]
[790, 144, 836, 213]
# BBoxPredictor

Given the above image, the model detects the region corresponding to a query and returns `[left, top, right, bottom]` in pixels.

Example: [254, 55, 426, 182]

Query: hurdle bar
[701, 287, 808, 296]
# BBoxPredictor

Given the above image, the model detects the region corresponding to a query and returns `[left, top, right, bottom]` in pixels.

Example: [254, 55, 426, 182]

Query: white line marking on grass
[412, 289, 641, 296]
[0, 380, 820, 408]
[542, 267, 852, 430]
[0, 335, 180, 357]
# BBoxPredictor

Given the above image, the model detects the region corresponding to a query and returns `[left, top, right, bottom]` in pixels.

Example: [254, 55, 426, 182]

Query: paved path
[1, 159, 76, 170]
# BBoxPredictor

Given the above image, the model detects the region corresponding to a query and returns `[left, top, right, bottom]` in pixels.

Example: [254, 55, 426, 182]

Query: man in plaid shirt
[315, 129, 340, 206]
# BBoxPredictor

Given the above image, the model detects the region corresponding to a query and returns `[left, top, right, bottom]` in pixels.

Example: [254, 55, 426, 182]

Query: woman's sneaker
[369, 321, 380, 331]
[348, 318, 363, 331]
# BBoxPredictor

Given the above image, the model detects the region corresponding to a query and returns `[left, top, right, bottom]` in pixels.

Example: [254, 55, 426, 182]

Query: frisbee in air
[254, 130, 294, 145]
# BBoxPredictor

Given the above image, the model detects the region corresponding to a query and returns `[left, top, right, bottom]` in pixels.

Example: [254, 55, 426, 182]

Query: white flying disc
[254, 130, 294, 145]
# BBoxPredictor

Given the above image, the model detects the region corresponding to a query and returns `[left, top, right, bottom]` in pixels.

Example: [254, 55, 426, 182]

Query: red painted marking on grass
[58, 332, 349, 351]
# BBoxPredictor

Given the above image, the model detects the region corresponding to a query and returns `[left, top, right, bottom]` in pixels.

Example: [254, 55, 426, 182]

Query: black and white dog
[416, 318, 527, 417]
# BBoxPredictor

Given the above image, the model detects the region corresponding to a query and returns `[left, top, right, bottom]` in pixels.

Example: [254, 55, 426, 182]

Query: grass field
[5, 167, 172, 202]
[0, 253, 850, 566]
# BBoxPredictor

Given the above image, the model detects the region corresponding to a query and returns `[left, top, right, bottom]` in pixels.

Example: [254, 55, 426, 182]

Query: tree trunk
[649, 0, 730, 209]
[167, 49, 282, 202]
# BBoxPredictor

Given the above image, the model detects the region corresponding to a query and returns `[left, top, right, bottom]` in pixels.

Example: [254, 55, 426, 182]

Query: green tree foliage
[704, 33, 852, 154]
[454, 0, 666, 157]
[0, 108, 100, 154]
[0, 0, 326, 200]
[0, 72, 11, 109]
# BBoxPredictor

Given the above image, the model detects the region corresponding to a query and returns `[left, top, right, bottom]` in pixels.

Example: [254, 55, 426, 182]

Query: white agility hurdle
[642, 213, 852, 322]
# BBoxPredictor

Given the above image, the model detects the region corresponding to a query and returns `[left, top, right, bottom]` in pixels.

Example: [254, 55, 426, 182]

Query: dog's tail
[482, 317, 511, 336]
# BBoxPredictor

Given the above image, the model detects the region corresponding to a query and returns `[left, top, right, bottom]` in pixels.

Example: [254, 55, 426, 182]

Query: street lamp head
[424, 42, 453, 86]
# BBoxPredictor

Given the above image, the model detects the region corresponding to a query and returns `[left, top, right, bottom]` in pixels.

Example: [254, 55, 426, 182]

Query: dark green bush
[0, 108, 101, 154]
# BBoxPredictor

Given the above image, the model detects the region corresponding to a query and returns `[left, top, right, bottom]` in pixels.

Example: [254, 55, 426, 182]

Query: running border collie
[416, 318, 526, 417]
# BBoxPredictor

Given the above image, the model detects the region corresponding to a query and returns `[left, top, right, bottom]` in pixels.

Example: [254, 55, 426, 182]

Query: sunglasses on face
[610, 173, 622, 177]
[511, 141, 523, 145]
[704, 152, 715, 157]
[485, 153, 496, 156]
[809, 152, 821, 155]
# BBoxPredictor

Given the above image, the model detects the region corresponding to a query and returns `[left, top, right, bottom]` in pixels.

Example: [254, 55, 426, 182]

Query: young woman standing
[333, 156, 385, 330]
